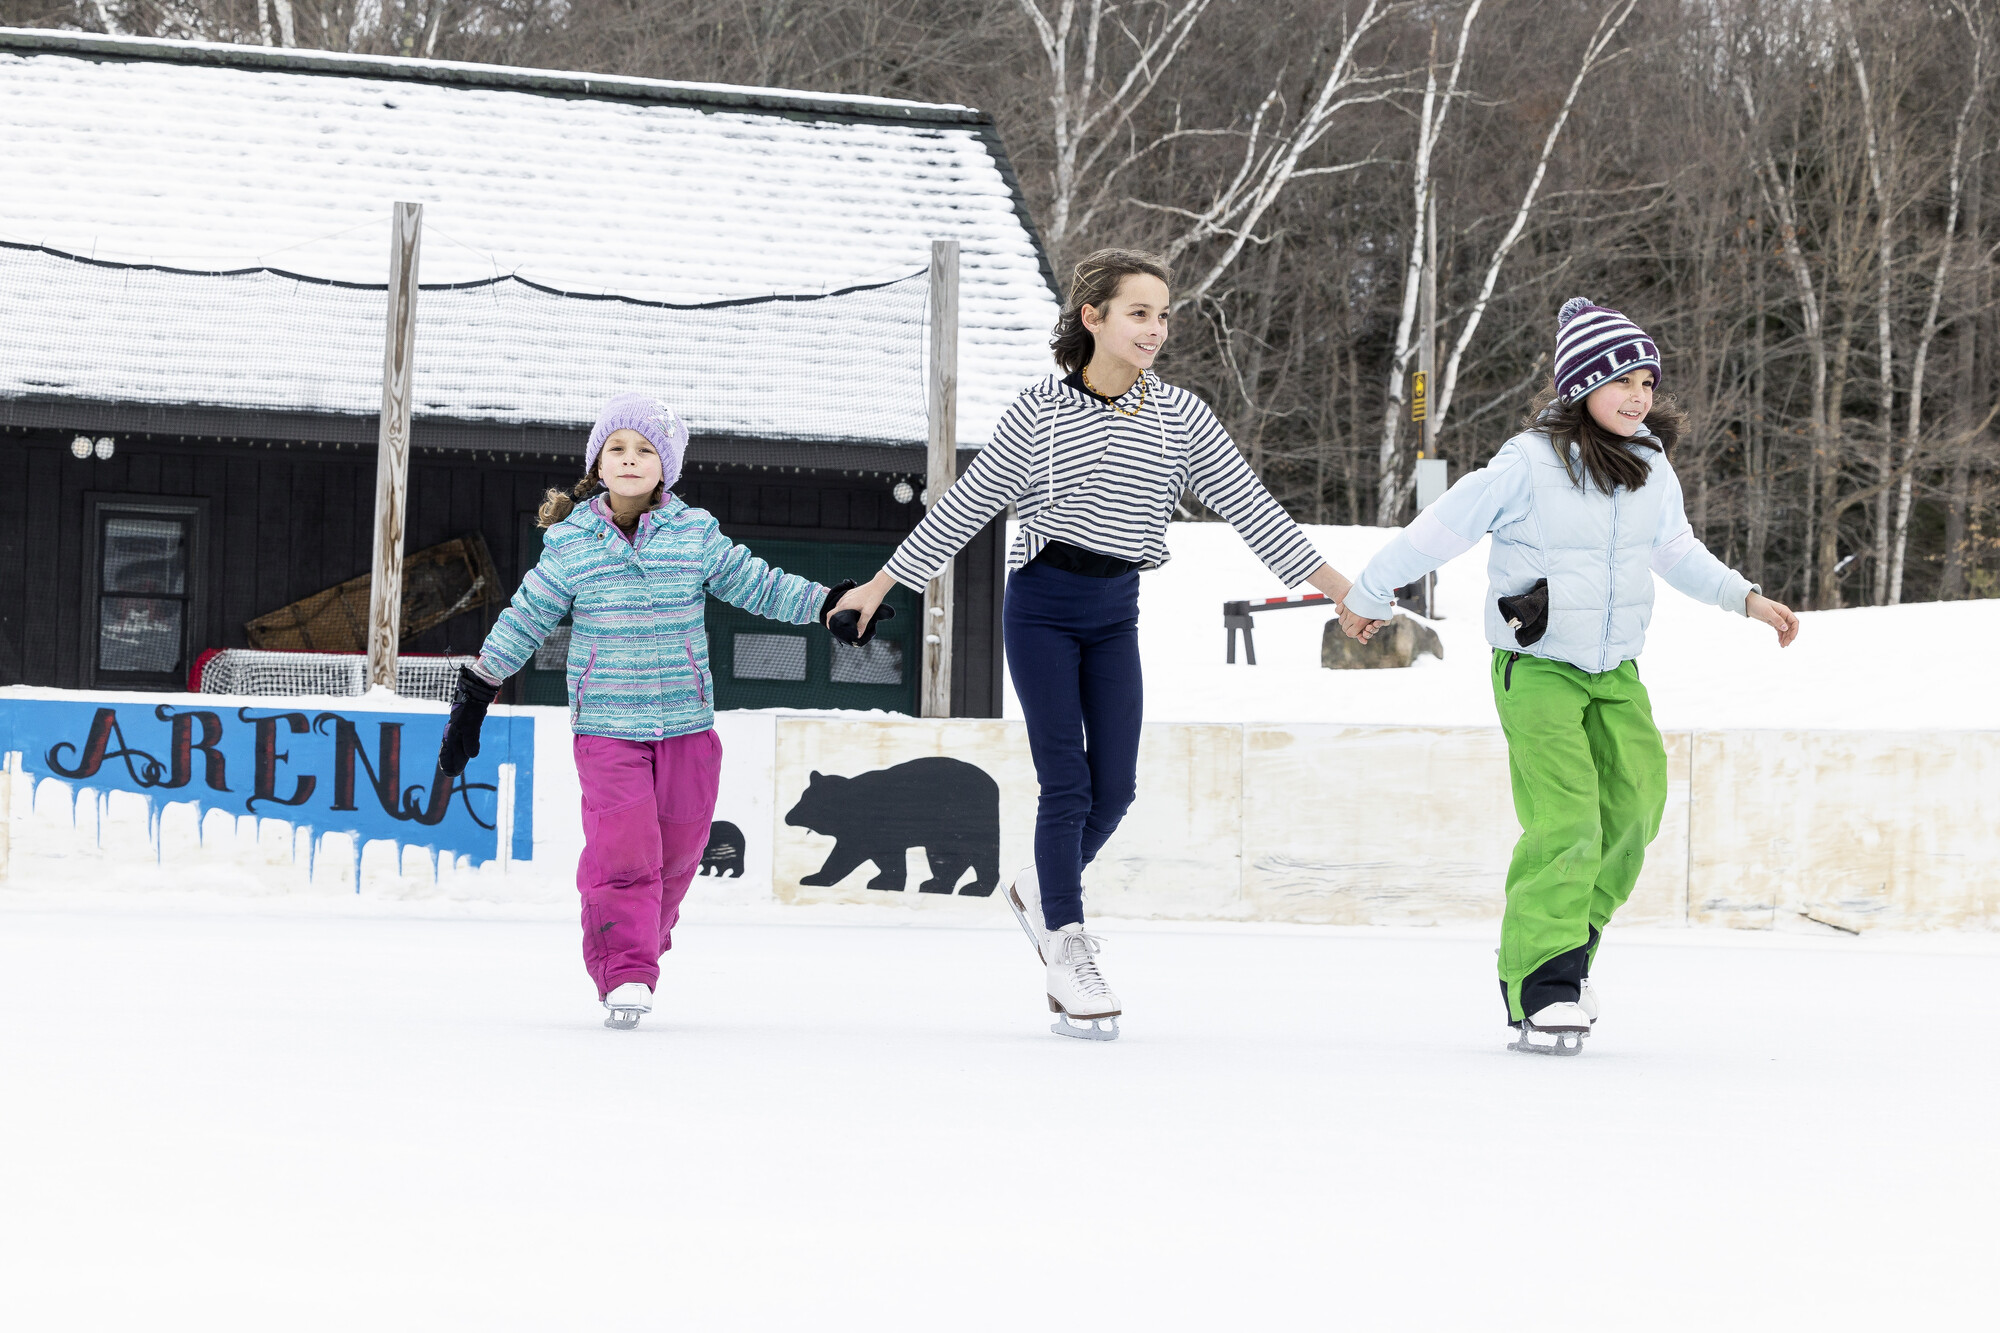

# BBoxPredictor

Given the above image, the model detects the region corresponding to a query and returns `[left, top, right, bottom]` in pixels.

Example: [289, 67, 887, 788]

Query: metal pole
[1415, 185, 1442, 617]
[367, 202, 422, 690]
[921, 239, 959, 719]
[1420, 183, 1438, 461]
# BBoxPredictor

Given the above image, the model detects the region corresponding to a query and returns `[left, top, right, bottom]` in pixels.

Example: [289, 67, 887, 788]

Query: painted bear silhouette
[700, 821, 745, 878]
[784, 756, 1000, 896]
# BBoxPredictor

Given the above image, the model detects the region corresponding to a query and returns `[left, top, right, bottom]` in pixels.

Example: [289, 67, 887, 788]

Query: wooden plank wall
[0, 431, 1006, 715]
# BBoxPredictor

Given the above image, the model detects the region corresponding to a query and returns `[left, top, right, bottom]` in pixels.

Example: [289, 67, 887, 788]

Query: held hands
[825, 570, 900, 647]
[1747, 592, 1801, 648]
[1302, 563, 1384, 644]
[1338, 606, 1387, 643]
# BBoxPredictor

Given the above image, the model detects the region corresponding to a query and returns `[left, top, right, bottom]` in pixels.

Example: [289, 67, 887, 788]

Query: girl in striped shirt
[831, 249, 1358, 1039]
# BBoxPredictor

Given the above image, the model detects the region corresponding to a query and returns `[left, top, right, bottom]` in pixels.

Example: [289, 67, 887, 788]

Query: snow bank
[1032, 520, 2000, 731]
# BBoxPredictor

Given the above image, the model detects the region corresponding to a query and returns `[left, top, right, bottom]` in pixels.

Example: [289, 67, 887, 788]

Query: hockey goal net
[190, 649, 475, 703]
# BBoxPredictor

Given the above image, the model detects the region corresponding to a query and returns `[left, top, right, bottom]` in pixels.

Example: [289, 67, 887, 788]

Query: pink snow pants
[573, 729, 722, 999]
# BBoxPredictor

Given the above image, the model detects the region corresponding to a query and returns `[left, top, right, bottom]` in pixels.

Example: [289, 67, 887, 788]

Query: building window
[733, 632, 809, 681]
[84, 495, 207, 688]
[830, 638, 903, 685]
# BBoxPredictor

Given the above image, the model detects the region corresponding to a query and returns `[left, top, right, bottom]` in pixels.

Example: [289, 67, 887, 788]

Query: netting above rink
[0, 241, 930, 448]
[192, 649, 475, 703]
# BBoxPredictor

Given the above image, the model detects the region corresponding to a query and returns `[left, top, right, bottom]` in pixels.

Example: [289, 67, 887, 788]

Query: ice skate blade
[603, 1009, 644, 1030]
[1507, 1027, 1585, 1056]
[1051, 1014, 1120, 1041]
[1005, 881, 1047, 963]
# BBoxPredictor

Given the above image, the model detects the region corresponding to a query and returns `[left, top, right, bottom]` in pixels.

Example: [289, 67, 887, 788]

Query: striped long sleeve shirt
[884, 372, 1324, 588]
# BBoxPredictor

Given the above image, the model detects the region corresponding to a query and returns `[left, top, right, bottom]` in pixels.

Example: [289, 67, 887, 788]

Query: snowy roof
[0, 28, 1059, 450]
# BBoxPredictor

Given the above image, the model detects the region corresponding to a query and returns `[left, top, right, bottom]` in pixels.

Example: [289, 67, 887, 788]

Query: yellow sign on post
[1410, 370, 1427, 423]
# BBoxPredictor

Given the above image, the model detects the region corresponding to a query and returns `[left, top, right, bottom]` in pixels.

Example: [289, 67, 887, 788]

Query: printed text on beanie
[1553, 296, 1662, 403]
[584, 393, 690, 489]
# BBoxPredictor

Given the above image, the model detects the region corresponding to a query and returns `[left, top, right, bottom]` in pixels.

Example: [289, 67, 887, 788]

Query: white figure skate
[603, 981, 653, 1031]
[1508, 1001, 1591, 1056]
[1579, 976, 1600, 1025]
[1046, 924, 1121, 1041]
[1005, 864, 1055, 962]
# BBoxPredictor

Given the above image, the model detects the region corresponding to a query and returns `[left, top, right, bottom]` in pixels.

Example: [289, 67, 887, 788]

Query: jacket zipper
[1505, 651, 1520, 692]
[684, 636, 706, 704]
[574, 646, 597, 716]
[1599, 489, 1620, 672]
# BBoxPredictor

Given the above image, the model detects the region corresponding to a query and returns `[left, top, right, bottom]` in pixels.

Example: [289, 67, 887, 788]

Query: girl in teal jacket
[440, 393, 838, 1029]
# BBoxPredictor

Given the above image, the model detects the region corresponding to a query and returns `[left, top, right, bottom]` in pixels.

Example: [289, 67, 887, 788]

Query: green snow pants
[1491, 650, 1668, 1023]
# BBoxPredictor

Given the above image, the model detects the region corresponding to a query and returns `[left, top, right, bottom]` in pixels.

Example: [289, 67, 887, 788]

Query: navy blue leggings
[1002, 560, 1144, 930]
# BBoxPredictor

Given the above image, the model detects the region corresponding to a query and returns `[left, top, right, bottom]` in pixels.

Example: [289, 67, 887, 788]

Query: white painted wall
[6, 691, 1996, 933]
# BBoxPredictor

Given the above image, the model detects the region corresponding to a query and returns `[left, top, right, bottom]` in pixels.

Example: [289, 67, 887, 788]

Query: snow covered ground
[1018, 521, 2000, 731]
[4, 892, 1996, 1330]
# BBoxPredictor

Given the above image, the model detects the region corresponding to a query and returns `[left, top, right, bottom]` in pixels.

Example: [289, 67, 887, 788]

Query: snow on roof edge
[0, 26, 986, 124]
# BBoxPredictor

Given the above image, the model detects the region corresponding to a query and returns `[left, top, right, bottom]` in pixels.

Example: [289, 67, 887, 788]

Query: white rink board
[5, 689, 1999, 932]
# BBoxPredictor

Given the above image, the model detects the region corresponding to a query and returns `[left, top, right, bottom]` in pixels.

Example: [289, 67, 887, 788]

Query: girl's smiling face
[1584, 370, 1656, 437]
[1082, 273, 1171, 374]
[597, 429, 663, 501]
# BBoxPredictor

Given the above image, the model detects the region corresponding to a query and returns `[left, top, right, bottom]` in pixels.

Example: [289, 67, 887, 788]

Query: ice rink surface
[3, 895, 1996, 1331]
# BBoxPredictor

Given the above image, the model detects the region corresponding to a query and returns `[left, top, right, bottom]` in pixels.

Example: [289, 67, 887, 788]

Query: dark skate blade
[1051, 1014, 1120, 1041]
[603, 1009, 643, 1030]
[1006, 882, 1047, 963]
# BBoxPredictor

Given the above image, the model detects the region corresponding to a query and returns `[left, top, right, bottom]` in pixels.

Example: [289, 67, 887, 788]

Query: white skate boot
[1046, 923, 1121, 1041]
[1579, 976, 1600, 1025]
[1004, 864, 1055, 962]
[1508, 1001, 1591, 1056]
[603, 981, 652, 1030]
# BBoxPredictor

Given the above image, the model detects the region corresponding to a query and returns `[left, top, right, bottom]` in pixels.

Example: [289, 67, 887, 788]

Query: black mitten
[828, 601, 895, 647]
[438, 665, 501, 778]
[1497, 578, 1550, 647]
[819, 580, 857, 624]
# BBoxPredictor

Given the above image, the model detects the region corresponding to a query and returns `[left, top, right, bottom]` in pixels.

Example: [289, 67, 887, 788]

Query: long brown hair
[536, 474, 598, 528]
[1522, 384, 1686, 495]
[1050, 248, 1172, 374]
[536, 443, 668, 528]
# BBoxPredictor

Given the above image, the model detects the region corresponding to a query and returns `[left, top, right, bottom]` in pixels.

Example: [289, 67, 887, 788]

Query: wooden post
[921, 239, 959, 719]
[1412, 186, 1442, 617]
[1419, 183, 1438, 461]
[366, 202, 423, 691]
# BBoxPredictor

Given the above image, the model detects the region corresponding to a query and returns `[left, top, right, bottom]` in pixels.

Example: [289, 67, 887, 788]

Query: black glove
[1497, 578, 1550, 647]
[438, 665, 501, 778]
[822, 580, 897, 647]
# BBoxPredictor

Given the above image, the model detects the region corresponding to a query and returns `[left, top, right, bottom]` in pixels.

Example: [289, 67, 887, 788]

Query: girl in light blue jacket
[1342, 298, 1799, 1055]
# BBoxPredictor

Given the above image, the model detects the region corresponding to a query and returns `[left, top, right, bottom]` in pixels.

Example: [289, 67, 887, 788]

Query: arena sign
[0, 697, 534, 867]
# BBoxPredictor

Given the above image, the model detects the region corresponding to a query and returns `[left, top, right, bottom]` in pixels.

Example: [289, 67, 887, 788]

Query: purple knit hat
[1553, 297, 1661, 403]
[585, 392, 689, 488]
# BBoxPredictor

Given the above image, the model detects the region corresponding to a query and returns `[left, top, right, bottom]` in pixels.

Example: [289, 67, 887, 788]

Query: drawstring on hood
[1042, 370, 1169, 509]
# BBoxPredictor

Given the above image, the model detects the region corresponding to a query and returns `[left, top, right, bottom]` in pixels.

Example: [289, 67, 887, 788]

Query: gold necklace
[1082, 365, 1148, 417]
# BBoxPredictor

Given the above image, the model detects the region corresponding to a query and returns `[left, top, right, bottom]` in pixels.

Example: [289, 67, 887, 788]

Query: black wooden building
[0, 29, 1060, 715]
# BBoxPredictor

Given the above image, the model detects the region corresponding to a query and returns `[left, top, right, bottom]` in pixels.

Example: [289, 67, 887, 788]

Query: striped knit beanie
[1553, 297, 1661, 403]
[585, 392, 689, 489]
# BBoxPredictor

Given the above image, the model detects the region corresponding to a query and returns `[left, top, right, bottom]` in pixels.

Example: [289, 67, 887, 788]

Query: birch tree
[1426, 0, 1641, 442]
[1372, 0, 1482, 524]
[1887, 0, 1990, 603]
[1010, 0, 1217, 262]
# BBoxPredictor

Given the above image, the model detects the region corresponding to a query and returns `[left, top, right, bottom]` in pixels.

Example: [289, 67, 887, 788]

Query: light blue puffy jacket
[1347, 427, 1756, 674]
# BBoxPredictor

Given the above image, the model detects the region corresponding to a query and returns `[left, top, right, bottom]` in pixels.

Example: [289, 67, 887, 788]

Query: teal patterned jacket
[475, 494, 829, 741]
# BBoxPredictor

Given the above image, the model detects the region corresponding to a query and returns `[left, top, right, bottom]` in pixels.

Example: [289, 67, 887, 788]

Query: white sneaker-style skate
[1005, 864, 1055, 962]
[1508, 1001, 1591, 1056]
[603, 981, 653, 1030]
[1046, 923, 1121, 1041]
